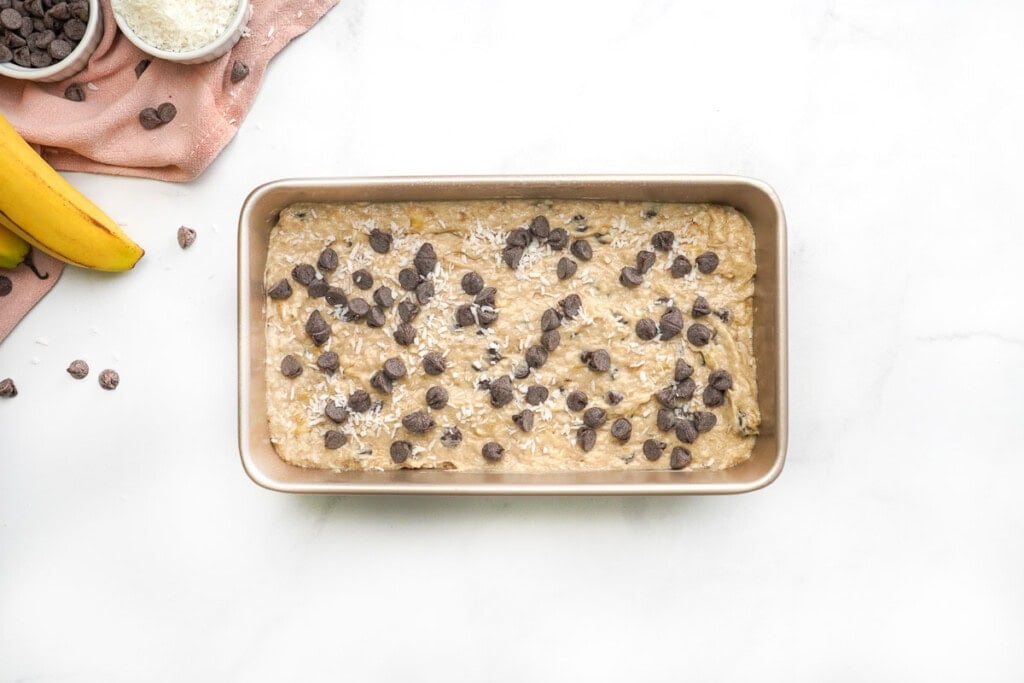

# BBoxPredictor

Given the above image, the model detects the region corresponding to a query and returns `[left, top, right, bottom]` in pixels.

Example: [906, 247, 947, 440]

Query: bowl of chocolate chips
[0, 0, 101, 82]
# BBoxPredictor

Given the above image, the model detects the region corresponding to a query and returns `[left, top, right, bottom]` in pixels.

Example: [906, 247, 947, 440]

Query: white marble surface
[2, 0, 1023, 680]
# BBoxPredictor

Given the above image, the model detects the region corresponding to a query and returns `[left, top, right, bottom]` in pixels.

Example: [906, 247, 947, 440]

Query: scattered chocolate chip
[473, 286, 496, 307]
[693, 411, 717, 433]
[513, 363, 531, 379]
[440, 426, 463, 448]
[525, 385, 548, 405]
[280, 354, 302, 378]
[687, 323, 712, 346]
[540, 308, 561, 332]
[610, 418, 632, 442]
[556, 257, 577, 280]
[304, 279, 327, 298]
[576, 426, 597, 451]
[373, 286, 394, 308]
[393, 322, 416, 346]
[636, 250, 655, 274]
[714, 309, 731, 322]
[703, 386, 725, 407]
[635, 317, 657, 340]
[482, 441, 505, 461]
[397, 299, 420, 323]
[230, 59, 249, 83]
[454, 303, 475, 328]
[349, 390, 371, 413]
[63, 82, 84, 101]
[529, 215, 550, 239]
[659, 307, 684, 341]
[709, 369, 733, 391]
[619, 266, 643, 288]
[383, 357, 407, 380]
[656, 408, 677, 432]
[316, 247, 338, 272]
[414, 280, 434, 305]
[422, 351, 446, 375]
[63, 359, 88, 379]
[421, 385, 447, 410]
[559, 293, 582, 319]
[540, 329, 560, 353]
[670, 255, 692, 278]
[676, 377, 696, 400]
[513, 408, 534, 432]
[675, 420, 697, 444]
[696, 251, 719, 274]
[367, 227, 393, 254]
[139, 107, 162, 130]
[643, 439, 666, 461]
[347, 297, 370, 319]
[674, 359, 694, 381]
[325, 286, 347, 306]
[582, 349, 611, 372]
[477, 306, 498, 326]
[583, 407, 607, 428]
[324, 430, 347, 449]
[547, 228, 569, 250]
[370, 370, 392, 394]
[267, 279, 292, 299]
[316, 351, 339, 373]
[365, 306, 386, 328]
[606, 391, 624, 405]
[570, 239, 592, 261]
[305, 310, 330, 345]
[524, 345, 547, 369]
[413, 242, 437, 276]
[98, 368, 119, 390]
[325, 401, 348, 424]
[0, 378, 16, 398]
[402, 410, 435, 433]
[566, 390, 588, 411]
[351, 269, 373, 290]
[398, 267, 421, 291]
[291, 263, 317, 286]
[692, 296, 712, 318]
[134, 58, 150, 78]
[390, 440, 412, 463]
[651, 231, 674, 251]
[461, 271, 484, 295]
[670, 446, 692, 470]
[655, 386, 676, 408]
[489, 375, 514, 407]
[506, 227, 530, 247]
[156, 102, 176, 124]
[502, 245, 525, 269]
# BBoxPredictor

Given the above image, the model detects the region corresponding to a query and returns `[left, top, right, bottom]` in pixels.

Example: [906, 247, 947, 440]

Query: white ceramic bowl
[0, 0, 103, 83]
[113, 0, 252, 65]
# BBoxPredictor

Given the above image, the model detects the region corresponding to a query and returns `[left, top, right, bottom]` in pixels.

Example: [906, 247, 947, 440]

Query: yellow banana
[0, 112, 144, 271]
[0, 223, 31, 270]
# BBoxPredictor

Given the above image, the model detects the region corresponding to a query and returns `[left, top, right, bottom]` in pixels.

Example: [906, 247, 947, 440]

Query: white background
[2, 1, 1023, 680]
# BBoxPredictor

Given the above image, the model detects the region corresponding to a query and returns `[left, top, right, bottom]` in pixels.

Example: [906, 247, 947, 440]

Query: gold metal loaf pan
[238, 175, 788, 494]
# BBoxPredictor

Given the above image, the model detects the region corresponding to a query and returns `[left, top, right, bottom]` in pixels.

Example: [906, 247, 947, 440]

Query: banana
[0, 223, 31, 270]
[0, 112, 144, 271]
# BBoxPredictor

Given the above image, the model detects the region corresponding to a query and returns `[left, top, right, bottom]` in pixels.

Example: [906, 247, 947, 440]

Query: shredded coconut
[113, 0, 242, 52]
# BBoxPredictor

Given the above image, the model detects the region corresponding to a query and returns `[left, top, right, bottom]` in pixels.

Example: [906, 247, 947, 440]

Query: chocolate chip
[471, 287, 495, 308]
[440, 426, 463, 448]
[583, 407, 607, 428]
[366, 306, 386, 328]
[291, 263, 316, 286]
[349, 390, 371, 413]
[513, 408, 534, 432]
[520, 346, 547, 370]
[655, 386, 676, 408]
[316, 247, 338, 272]
[325, 401, 348, 424]
[696, 251, 719, 274]
[619, 266, 643, 288]
[66, 359, 88, 379]
[370, 370, 392, 394]
[398, 267, 421, 291]
[373, 286, 394, 308]
[390, 440, 412, 463]
[96, 368, 118, 390]
[670, 255, 692, 278]
[62, 17, 83, 40]
[11, 46, 29, 67]
[454, 304, 475, 327]
[606, 390, 623, 405]
[692, 295, 712, 318]
[657, 408, 677, 432]
[643, 439, 666, 461]
[267, 279, 292, 299]
[675, 420, 697, 444]
[539, 308, 562, 332]
[316, 351, 339, 373]
[383, 357, 407, 380]
[482, 442, 505, 461]
[422, 351, 446, 375]
[348, 297, 370, 319]
[1, 9, 22, 30]
[489, 375, 514, 407]
[610, 418, 632, 442]
[582, 349, 611, 372]
[651, 231, 674, 251]
[576, 426, 596, 452]
[63, 82, 84, 101]
[670, 447, 692, 470]
[156, 102, 177, 123]
[25, 0, 42, 18]
[134, 58, 150, 78]
[675, 377, 696, 400]
[674, 359, 694, 381]
[139, 107, 162, 130]
[412, 280, 433, 305]
[547, 228, 569, 250]
[540, 330, 560, 352]
[709, 369, 733, 391]
[230, 59, 249, 83]
[352, 269, 373, 290]
[659, 307, 684, 341]
[324, 430, 347, 449]
[687, 323, 712, 346]
[525, 385, 548, 405]
[513, 363, 530, 379]
[703, 386, 725, 407]
[305, 310, 330, 345]
[559, 293, 582, 319]
[715, 309, 731, 322]
[570, 239, 592, 261]
[643, 209, 658, 219]
[0, 44, 11, 63]
[555, 257, 577, 280]
[0, 378, 17, 398]
[502, 245, 524, 269]
[693, 411, 717, 433]
[70, 1, 89, 22]
[636, 250, 656, 274]
[529, 215, 550, 239]
[414, 242, 437, 276]
[306, 279, 328, 298]
[506, 227, 530, 247]
[461, 271, 484, 295]
[368, 228, 393, 254]
[566, 390, 588, 411]
[421, 385, 447, 409]
[635, 317, 657, 340]
[393, 322, 416, 346]
[402, 410, 435, 433]
[280, 354, 302, 378]
[325, 286, 347, 306]
[397, 299, 420, 323]
[477, 306, 498, 326]
[30, 49, 53, 68]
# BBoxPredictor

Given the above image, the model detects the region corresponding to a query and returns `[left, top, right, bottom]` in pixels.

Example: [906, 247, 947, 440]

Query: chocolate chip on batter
[317, 247, 339, 272]
[708, 369, 733, 391]
[582, 349, 611, 372]
[696, 251, 719, 274]
[325, 401, 349, 424]
[426, 385, 449, 409]
[619, 266, 643, 288]
[525, 345, 548, 368]
[305, 310, 330, 345]
[610, 418, 632, 442]
[702, 386, 725, 407]
[352, 269, 373, 290]
[291, 263, 316, 286]
[675, 377, 696, 401]
[370, 370, 392, 394]
[512, 408, 535, 432]
[454, 304, 475, 328]
[414, 242, 437, 276]
[398, 267, 421, 291]
[440, 426, 463, 448]
[369, 228, 393, 254]
[659, 307, 684, 341]
[670, 255, 692, 278]
[373, 286, 395, 309]
[365, 306, 387, 328]
[397, 299, 420, 323]
[635, 317, 657, 340]
[461, 271, 484, 295]
[383, 357, 407, 380]
[566, 390, 588, 412]
[482, 441, 505, 461]
[0, 378, 16, 397]
[422, 351, 446, 375]
[655, 386, 676, 408]
[643, 439, 666, 461]
[267, 279, 292, 299]
[540, 330, 560, 352]
[693, 411, 717, 433]
[473, 286, 496, 307]
[393, 322, 417, 346]
[559, 293, 582, 319]
[657, 408, 677, 432]
[324, 430, 347, 449]
[529, 215, 550, 239]
[691, 296, 712, 318]
[316, 351, 339, 373]
[643, 208, 659, 219]
[415, 280, 434, 305]
[714, 309, 731, 322]
[347, 297, 370, 319]
[635, 250, 656, 274]
[556, 257, 577, 280]
[605, 390, 624, 405]
[674, 359, 694, 381]
[547, 228, 569, 250]
[675, 419, 697, 444]
[307, 279, 328, 298]
[502, 245, 525, 269]
[325, 286, 347, 307]
[66, 359, 89, 380]
[390, 440, 412, 463]
[513, 362, 530, 378]
[583, 407, 607, 428]
[506, 227, 530, 247]
[477, 306, 499, 327]
[651, 231, 675, 251]
[670, 447, 692, 470]
[570, 239, 592, 261]
[576, 426, 597, 452]
[525, 385, 549, 405]
[489, 375, 514, 407]
[540, 308, 562, 332]
[402, 410, 435, 433]
[280, 354, 302, 378]
[686, 323, 712, 347]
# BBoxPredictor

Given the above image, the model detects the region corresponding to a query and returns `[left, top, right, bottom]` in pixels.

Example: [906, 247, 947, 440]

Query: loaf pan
[238, 175, 787, 494]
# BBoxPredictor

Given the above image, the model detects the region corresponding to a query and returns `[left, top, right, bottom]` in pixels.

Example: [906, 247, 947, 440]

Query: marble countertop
[2, 0, 1022, 680]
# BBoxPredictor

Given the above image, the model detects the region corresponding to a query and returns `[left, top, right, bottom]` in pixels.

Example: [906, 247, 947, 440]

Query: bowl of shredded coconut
[112, 0, 252, 64]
